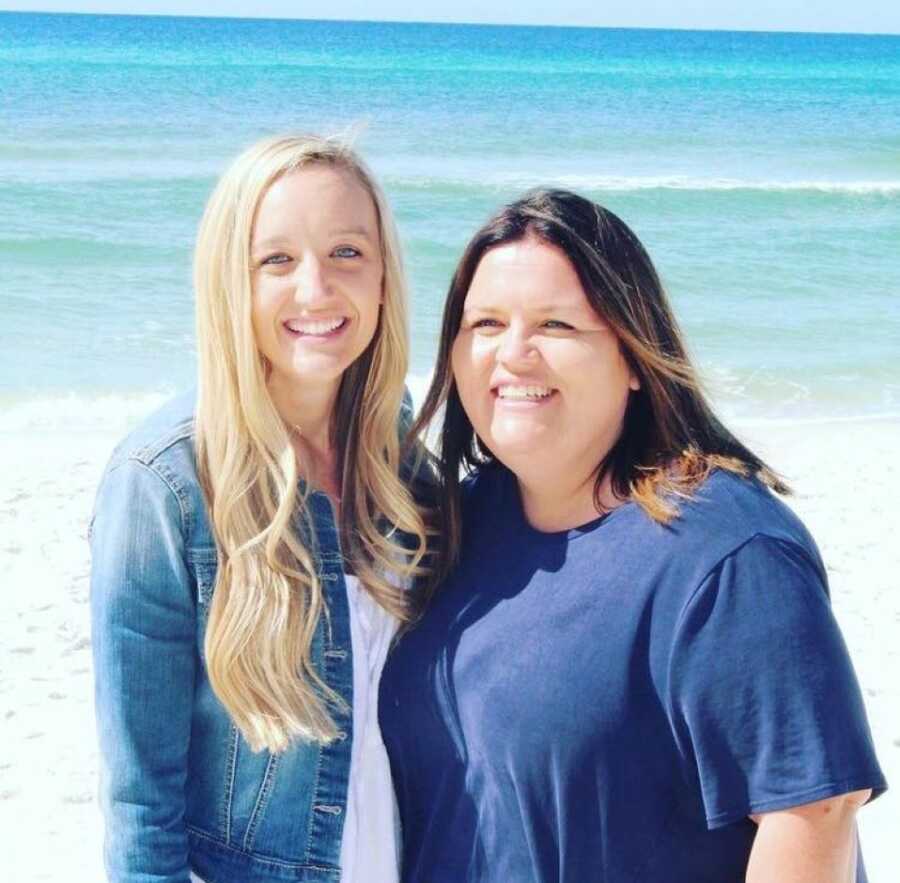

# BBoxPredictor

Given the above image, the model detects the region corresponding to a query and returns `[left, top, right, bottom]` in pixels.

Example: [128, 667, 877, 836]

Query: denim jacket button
[313, 804, 343, 815]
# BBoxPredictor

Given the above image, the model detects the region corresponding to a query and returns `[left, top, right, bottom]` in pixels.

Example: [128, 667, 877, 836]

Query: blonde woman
[89, 135, 430, 883]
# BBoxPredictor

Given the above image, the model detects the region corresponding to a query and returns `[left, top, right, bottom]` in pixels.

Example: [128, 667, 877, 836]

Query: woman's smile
[251, 165, 384, 395]
[282, 315, 350, 340]
[491, 383, 559, 408]
[452, 236, 637, 476]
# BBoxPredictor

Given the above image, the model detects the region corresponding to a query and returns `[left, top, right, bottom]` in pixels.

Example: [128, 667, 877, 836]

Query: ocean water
[2, 11, 899, 431]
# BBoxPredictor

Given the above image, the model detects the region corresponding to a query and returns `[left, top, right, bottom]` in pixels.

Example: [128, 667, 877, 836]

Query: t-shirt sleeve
[667, 533, 886, 829]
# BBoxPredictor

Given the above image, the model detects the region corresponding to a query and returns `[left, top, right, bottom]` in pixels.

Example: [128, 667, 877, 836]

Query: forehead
[253, 164, 379, 238]
[465, 238, 590, 311]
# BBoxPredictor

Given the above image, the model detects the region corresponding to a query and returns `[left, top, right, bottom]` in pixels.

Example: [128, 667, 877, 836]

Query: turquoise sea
[2, 12, 899, 430]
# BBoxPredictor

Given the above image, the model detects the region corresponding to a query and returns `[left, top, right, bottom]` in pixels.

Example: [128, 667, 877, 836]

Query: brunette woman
[379, 189, 886, 883]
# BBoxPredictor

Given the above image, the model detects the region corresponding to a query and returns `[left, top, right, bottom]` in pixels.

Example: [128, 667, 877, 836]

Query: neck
[267, 374, 342, 502]
[268, 374, 339, 453]
[514, 464, 624, 533]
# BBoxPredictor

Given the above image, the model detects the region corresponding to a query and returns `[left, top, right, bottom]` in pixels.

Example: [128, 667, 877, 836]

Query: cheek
[251, 280, 280, 325]
[249, 285, 288, 361]
[348, 275, 383, 327]
[361, 294, 382, 330]
[451, 334, 488, 401]
[249, 296, 266, 343]
[450, 338, 467, 395]
[577, 352, 635, 416]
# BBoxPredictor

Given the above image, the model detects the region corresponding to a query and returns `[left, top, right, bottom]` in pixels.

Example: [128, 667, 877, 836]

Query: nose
[496, 323, 537, 368]
[293, 257, 331, 306]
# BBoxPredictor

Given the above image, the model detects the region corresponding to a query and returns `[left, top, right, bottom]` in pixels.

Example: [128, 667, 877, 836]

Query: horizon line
[1, 8, 898, 38]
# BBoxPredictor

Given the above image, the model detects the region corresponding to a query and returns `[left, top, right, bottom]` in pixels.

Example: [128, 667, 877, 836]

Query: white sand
[1, 417, 897, 880]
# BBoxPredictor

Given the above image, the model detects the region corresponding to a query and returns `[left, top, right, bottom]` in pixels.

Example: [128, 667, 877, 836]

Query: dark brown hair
[410, 188, 788, 584]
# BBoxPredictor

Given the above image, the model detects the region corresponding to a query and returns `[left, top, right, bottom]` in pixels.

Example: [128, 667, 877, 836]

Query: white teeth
[497, 385, 554, 400]
[285, 317, 345, 335]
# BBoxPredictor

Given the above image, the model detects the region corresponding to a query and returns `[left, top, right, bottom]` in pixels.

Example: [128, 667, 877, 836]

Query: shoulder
[587, 469, 828, 622]
[96, 390, 204, 538]
[673, 469, 823, 575]
[662, 478, 841, 686]
[105, 389, 199, 481]
[660, 471, 831, 634]
[685, 469, 803, 531]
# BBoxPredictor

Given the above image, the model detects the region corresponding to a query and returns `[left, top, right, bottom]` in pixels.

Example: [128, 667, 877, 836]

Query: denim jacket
[90, 391, 385, 883]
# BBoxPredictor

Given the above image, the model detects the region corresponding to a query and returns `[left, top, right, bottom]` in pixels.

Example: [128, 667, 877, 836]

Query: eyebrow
[331, 226, 376, 239]
[463, 302, 583, 314]
[252, 236, 290, 251]
[251, 227, 377, 251]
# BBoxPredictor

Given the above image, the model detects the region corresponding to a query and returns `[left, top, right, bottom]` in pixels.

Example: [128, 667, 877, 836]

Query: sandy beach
[1, 413, 897, 880]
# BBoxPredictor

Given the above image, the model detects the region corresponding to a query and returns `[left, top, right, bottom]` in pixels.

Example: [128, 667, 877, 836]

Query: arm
[747, 789, 871, 883]
[668, 535, 885, 840]
[90, 458, 196, 883]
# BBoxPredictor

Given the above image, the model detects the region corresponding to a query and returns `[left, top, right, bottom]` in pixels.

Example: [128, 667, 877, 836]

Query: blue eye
[472, 318, 502, 329]
[261, 253, 291, 266]
[543, 320, 574, 330]
[333, 246, 361, 259]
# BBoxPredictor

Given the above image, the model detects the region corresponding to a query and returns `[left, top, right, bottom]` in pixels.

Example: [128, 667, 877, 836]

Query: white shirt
[191, 573, 399, 883]
[339, 573, 400, 883]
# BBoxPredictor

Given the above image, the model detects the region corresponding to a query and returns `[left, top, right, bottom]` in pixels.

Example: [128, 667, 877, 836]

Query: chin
[485, 431, 550, 462]
[287, 356, 351, 382]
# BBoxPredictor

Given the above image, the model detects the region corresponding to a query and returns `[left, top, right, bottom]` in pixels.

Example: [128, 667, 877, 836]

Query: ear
[619, 343, 641, 392]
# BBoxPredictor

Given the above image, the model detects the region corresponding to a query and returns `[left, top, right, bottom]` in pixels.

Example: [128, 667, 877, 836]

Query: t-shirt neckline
[500, 466, 636, 541]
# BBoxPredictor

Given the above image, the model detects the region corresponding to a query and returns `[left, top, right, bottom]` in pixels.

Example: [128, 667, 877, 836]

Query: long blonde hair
[194, 134, 429, 752]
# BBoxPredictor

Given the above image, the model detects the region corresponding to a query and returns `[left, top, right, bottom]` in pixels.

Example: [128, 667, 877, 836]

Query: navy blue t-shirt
[379, 465, 886, 882]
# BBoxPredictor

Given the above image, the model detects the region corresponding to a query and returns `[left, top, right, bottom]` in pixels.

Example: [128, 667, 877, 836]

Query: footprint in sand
[57, 620, 77, 636]
[63, 637, 91, 655]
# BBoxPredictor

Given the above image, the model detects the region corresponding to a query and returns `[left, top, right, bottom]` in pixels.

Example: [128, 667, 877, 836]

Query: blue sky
[1, 0, 899, 34]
